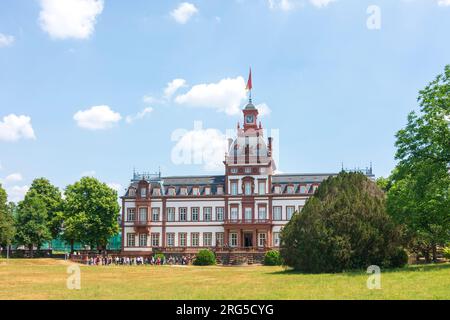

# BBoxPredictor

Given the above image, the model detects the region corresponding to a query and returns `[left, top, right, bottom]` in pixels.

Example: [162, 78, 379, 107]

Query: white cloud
[0, 33, 14, 47]
[38, 0, 104, 39]
[164, 79, 187, 99]
[142, 95, 159, 104]
[268, 0, 299, 11]
[125, 107, 154, 124]
[3, 173, 23, 184]
[171, 125, 228, 171]
[6, 185, 29, 203]
[171, 2, 198, 24]
[309, 0, 336, 8]
[0, 114, 36, 142]
[175, 76, 247, 115]
[73, 105, 122, 130]
[256, 103, 272, 117]
[438, 0, 450, 6]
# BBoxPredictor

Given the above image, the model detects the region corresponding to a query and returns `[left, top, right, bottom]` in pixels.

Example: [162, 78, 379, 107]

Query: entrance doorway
[243, 233, 253, 248]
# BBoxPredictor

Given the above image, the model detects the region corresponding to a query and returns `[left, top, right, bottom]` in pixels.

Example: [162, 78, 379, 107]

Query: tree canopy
[63, 177, 120, 251]
[24, 178, 63, 238]
[0, 184, 15, 247]
[387, 65, 450, 262]
[280, 172, 406, 273]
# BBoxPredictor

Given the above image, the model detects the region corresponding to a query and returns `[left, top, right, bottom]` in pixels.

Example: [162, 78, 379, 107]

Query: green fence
[41, 233, 122, 252]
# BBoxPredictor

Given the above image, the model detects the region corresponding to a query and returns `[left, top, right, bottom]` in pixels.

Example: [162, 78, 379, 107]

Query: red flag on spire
[246, 68, 252, 91]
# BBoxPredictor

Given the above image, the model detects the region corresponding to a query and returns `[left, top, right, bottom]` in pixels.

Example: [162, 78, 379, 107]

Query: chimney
[268, 137, 273, 156]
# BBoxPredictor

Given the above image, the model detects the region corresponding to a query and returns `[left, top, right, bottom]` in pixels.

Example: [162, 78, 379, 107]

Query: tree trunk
[29, 244, 34, 258]
[423, 249, 430, 263]
[432, 243, 438, 263]
[70, 240, 74, 254]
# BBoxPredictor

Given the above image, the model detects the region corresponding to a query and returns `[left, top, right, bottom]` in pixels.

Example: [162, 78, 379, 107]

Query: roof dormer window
[192, 187, 200, 196]
[204, 187, 211, 196]
[140, 188, 147, 198]
[180, 187, 187, 196]
[168, 187, 176, 196]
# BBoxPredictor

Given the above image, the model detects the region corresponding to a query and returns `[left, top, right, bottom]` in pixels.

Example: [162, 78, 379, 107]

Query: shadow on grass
[267, 262, 450, 277]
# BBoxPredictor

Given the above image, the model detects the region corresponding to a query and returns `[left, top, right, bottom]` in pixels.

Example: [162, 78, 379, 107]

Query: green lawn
[0, 259, 449, 300]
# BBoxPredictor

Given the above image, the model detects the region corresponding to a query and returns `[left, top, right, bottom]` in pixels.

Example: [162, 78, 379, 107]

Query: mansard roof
[272, 173, 337, 184]
[162, 175, 225, 186]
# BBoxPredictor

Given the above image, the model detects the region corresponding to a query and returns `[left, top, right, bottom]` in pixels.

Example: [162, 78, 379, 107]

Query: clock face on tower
[246, 115, 254, 124]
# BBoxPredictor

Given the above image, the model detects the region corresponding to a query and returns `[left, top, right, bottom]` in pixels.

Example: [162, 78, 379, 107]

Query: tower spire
[246, 67, 253, 103]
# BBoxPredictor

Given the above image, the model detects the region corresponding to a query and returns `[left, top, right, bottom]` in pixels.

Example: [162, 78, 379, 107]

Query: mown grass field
[0, 258, 449, 300]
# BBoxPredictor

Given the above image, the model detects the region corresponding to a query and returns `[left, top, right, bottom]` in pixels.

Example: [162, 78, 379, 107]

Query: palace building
[120, 97, 374, 260]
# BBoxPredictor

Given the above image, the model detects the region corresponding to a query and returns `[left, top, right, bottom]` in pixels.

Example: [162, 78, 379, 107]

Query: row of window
[126, 206, 303, 222]
[130, 183, 317, 197]
[126, 232, 281, 248]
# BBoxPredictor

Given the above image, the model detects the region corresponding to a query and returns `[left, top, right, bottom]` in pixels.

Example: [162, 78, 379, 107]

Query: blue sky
[0, 0, 449, 201]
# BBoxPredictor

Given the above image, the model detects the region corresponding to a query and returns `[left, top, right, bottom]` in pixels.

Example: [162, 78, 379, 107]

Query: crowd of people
[74, 254, 194, 266]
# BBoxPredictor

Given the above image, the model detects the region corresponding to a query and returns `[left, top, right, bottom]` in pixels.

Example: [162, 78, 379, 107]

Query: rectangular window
[216, 207, 224, 221]
[192, 187, 200, 196]
[287, 186, 295, 194]
[203, 207, 212, 221]
[127, 233, 135, 247]
[245, 167, 252, 174]
[179, 233, 187, 247]
[204, 187, 211, 196]
[203, 232, 212, 246]
[127, 208, 136, 221]
[179, 207, 187, 222]
[151, 233, 159, 247]
[153, 188, 161, 196]
[167, 207, 175, 222]
[300, 185, 307, 194]
[287, 206, 295, 220]
[139, 208, 147, 222]
[258, 206, 267, 220]
[128, 188, 136, 197]
[140, 188, 147, 197]
[180, 188, 187, 196]
[258, 233, 267, 247]
[168, 188, 175, 196]
[229, 233, 238, 247]
[217, 186, 224, 195]
[258, 181, 265, 195]
[244, 182, 252, 195]
[273, 232, 280, 247]
[152, 208, 160, 221]
[230, 168, 238, 174]
[274, 186, 281, 194]
[191, 207, 199, 221]
[191, 233, 199, 247]
[244, 207, 252, 222]
[139, 233, 147, 247]
[231, 182, 238, 195]
[230, 207, 238, 221]
[298, 205, 304, 213]
[273, 206, 282, 221]
[166, 233, 175, 247]
[216, 232, 224, 246]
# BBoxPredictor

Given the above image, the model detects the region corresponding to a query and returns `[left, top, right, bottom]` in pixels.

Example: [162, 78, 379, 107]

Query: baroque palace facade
[121, 99, 374, 257]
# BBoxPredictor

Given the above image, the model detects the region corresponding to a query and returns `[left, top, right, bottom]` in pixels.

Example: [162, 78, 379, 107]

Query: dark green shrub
[281, 172, 405, 273]
[264, 250, 283, 266]
[193, 249, 216, 266]
[389, 247, 409, 268]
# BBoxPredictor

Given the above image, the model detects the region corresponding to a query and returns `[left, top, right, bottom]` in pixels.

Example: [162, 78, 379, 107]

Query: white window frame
[179, 233, 187, 247]
[230, 207, 238, 221]
[139, 207, 147, 222]
[191, 207, 199, 221]
[167, 207, 175, 222]
[151, 233, 160, 247]
[244, 182, 252, 195]
[231, 182, 238, 195]
[258, 181, 265, 195]
[216, 207, 224, 221]
[127, 233, 136, 247]
[244, 207, 252, 222]
[203, 207, 212, 222]
[203, 233, 212, 247]
[179, 207, 187, 222]
[273, 232, 280, 247]
[191, 233, 199, 247]
[229, 233, 238, 247]
[273, 206, 282, 221]
[258, 206, 267, 220]
[167, 233, 175, 247]
[287, 206, 295, 220]
[258, 233, 267, 247]
[216, 232, 224, 246]
[139, 233, 147, 247]
[152, 208, 160, 221]
[127, 208, 136, 221]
